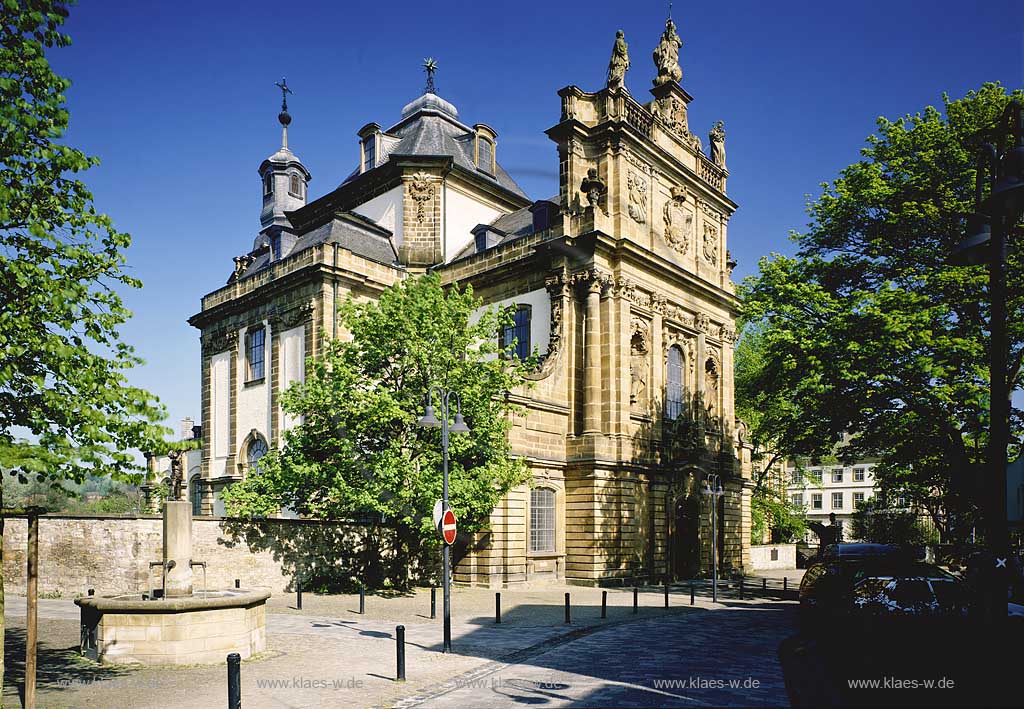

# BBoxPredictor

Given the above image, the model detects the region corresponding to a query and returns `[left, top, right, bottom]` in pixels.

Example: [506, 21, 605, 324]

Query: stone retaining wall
[1, 514, 382, 597]
[749, 543, 797, 570]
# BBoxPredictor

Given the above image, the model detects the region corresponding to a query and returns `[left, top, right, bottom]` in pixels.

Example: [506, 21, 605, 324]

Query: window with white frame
[665, 345, 684, 421]
[832, 492, 843, 510]
[530, 488, 556, 553]
[792, 493, 804, 507]
[246, 326, 265, 381]
[811, 493, 823, 510]
[790, 470, 803, 484]
[854, 492, 865, 506]
[832, 468, 844, 483]
[247, 436, 268, 473]
[362, 135, 376, 171]
[854, 467, 865, 482]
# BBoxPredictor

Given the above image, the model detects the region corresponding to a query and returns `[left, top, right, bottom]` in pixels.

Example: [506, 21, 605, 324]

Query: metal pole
[988, 208, 1010, 626]
[763, 578, 767, 592]
[26, 513, 38, 709]
[712, 484, 718, 604]
[664, 581, 669, 608]
[495, 592, 501, 624]
[359, 585, 365, 614]
[442, 391, 452, 653]
[564, 592, 571, 624]
[430, 586, 436, 619]
[396, 625, 406, 681]
[633, 587, 638, 614]
[690, 582, 694, 605]
[740, 577, 744, 599]
[296, 580, 302, 610]
[227, 652, 241, 709]
[601, 590, 607, 619]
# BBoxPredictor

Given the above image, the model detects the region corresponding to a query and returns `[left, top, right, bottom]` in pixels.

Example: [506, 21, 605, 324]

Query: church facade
[183, 18, 753, 585]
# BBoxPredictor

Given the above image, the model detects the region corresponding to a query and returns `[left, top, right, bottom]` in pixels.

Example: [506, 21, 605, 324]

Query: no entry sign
[440, 508, 457, 545]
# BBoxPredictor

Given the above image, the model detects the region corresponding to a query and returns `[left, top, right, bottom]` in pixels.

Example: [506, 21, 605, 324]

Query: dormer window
[362, 136, 376, 171]
[263, 173, 273, 196]
[473, 123, 497, 174]
[289, 173, 302, 198]
[475, 231, 487, 252]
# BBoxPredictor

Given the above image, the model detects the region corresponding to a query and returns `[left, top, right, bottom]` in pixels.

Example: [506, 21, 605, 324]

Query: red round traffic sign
[441, 509, 457, 545]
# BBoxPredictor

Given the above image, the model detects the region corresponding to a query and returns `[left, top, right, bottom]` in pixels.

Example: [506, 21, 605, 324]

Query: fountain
[76, 461, 270, 665]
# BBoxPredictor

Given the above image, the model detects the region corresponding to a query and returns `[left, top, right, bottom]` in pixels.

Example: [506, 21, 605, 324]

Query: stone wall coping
[75, 589, 271, 613]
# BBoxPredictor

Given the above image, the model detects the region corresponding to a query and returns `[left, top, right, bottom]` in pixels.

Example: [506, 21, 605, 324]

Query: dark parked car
[852, 574, 1024, 630]
[797, 543, 937, 632]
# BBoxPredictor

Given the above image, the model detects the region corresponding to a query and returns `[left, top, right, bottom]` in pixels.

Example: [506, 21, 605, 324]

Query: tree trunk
[1, 485, 6, 700]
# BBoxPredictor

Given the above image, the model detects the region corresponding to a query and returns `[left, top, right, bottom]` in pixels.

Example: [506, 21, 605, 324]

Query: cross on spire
[422, 57, 438, 94]
[274, 77, 293, 112]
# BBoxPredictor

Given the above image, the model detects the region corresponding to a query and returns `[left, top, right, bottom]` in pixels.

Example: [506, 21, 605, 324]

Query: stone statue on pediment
[607, 30, 630, 91]
[709, 120, 726, 168]
[652, 18, 682, 86]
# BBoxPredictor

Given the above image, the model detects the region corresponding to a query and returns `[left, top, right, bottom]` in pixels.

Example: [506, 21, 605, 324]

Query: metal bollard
[783, 577, 788, 592]
[87, 588, 94, 596]
[601, 590, 607, 619]
[740, 577, 745, 599]
[235, 578, 240, 589]
[633, 587, 638, 614]
[396, 625, 406, 681]
[359, 586, 365, 614]
[227, 652, 241, 709]
[763, 578, 767, 592]
[296, 581, 303, 610]
[690, 583, 695, 605]
[495, 592, 501, 624]
[564, 592, 571, 624]
[664, 581, 670, 608]
[430, 586, 436, 619]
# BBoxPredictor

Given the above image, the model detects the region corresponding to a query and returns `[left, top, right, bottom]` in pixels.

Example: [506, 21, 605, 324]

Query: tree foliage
[851, 498, 940, 547]
[738, 84, 1023, 543]
[223, 274, 531, 588]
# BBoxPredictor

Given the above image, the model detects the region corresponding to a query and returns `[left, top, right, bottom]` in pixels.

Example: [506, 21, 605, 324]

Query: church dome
[400, 92, 458, 120]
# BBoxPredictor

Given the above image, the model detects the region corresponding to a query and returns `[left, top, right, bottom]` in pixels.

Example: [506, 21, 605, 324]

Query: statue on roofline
[652, 18, 682, 86]
[607, 30, 630, 91]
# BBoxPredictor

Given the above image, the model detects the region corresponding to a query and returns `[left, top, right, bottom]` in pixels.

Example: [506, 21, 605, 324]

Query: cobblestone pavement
[395, 601, 795, 708]
[3, 586, 796, 709]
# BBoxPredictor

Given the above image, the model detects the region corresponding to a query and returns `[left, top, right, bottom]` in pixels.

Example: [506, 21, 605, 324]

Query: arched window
[666, 345, 684, 420]
[263, 172, 273, 196]
[477, 137, 493, 173]
[247, 436, 268, 473]
[189, 474, 203, 516]
[362, 135, 376, 171]
[289, 173, 302, 197]
[530, 487, 556, 553]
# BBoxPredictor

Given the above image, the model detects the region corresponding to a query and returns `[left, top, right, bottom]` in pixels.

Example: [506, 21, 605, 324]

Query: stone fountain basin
[76, 589, 270, 665]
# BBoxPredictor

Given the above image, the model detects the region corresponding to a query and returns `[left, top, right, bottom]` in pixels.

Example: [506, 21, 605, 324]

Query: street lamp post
[950, 99, 1023, 626]
[417, 386, 470, 653]
[702, 473, 725, 603]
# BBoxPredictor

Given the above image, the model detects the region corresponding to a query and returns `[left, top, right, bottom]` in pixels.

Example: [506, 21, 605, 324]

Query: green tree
[739, 84, 1023, 544]
[1, 0, 167, 685]
[223, 274, 531, 589]
[751, 488, 807, 545]
[851, 497, 940, 547]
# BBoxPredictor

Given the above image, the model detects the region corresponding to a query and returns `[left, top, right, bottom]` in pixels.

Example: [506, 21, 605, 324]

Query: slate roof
[340, 92, 529, 200]
[451, 197, 559, 261]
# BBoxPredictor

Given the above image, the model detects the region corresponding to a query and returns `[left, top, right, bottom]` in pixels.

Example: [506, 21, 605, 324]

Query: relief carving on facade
[202, 329, 239, 353]
[407, 171, 435, 224]
[662, 185, 693, 256]
[650, 292, 667, 313]
[694, 311, 710, 334]
[281, 299, 315, 329]
[704, 350, 722, 425]
[580, 167, 607, 212]
[702, 221, 719, 264]
[626, 171, 648, 224]
[525, 271, 570, 381]
[629, 317, 651, 406]
[570, 267, 613, 295]
[653, 94, 688, 136]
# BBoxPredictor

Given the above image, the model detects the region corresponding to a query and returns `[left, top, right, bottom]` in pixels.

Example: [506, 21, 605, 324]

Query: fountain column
[163, 500, 194, 597]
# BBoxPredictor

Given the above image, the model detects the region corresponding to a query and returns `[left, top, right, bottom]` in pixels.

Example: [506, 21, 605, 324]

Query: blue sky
[51, 0, 1022, 436]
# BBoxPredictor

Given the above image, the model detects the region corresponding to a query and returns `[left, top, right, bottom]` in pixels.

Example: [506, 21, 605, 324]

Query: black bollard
[495, 592, 501, 624]
[359, 585, 365, 614]
[664, 581, 670, 608]
[235, 578, 240, 589]
[227, 652, 241, 709]
[601, 590, 607, 619]
[296, 581, 303, 610]
[690, 583, 695, 605]
[740, 577, 745, 599]
[763, 578, 767, 592]
[633, 587, 638, 614]
[430, 586, 436, 619]
[396, 625, 406, 681]
[564, 592, 571, 624]
[87, 588, 94, 596]
[783, 577, 788, 592]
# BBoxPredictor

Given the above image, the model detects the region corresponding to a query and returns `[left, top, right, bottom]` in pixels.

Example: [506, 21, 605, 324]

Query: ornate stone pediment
[406, 172, 435, 223]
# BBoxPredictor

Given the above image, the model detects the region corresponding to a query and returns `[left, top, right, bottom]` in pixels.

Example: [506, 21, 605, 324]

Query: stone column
[163, 500, 194, 597]
[583, 277, 603, 435]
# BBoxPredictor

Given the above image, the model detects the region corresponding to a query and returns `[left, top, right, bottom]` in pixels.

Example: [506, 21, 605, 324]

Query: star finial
[422, 57, 438, 94]
[274, 77, 293, 112]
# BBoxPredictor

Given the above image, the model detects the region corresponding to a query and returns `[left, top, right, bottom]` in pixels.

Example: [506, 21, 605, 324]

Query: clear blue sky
[51, 0, 1021, 437]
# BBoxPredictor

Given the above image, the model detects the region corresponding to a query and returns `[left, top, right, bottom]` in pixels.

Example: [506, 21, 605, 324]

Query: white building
[785, 460, 890, 542]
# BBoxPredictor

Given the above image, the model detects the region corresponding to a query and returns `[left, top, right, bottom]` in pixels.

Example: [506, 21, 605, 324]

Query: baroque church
[164, 17, 754, 585]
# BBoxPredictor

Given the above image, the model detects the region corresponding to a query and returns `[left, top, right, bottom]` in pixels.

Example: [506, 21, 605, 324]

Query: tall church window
[530, 487, 556, 553]
[189, 475, 203, 516]
[666, 345, 684, 420]
[501, 305, 531, 360]
[246, 326, 265, 381]
[263, 173, 273, 196]
[289, 173, 302, 197]
[362, 135, 376, 172]
[247, 436, 268, 473]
